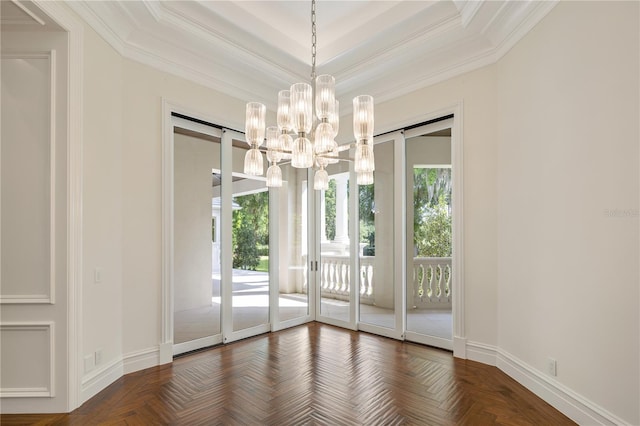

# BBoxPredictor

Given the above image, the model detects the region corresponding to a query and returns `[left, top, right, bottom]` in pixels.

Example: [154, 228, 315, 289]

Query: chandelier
[243, 0, 375, 190]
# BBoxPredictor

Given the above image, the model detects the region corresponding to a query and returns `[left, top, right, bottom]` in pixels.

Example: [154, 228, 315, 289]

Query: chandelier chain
[311, 0, 317, 81]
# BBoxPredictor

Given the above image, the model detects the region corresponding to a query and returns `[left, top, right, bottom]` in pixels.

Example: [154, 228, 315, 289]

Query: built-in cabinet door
[356, 132, 405, 340]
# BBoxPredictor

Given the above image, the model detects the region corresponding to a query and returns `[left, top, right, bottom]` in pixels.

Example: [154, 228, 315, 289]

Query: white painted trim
[49, 48, 57, 306]
[461, 341, 626, 425]
[80, 358, 123, 403]
[30, 0, 85, 411]
[0, 51, 56, 305]
[465, 340, 498, 366]
[219, 127, 234, 344]
[0, 322, 55, 397]
[452, 336, 467, 358]
[349, 167, 359, 329]
[405, 332, 454, 351]
[450, 102, 464, 358]
[395, 131, 407, 339]
[268, 185, 280, 329]
[11, 0, 47, 26]
[492, 1, 558, 61]
[161, 99, 175, 364]
[173, 335, 222, 356]
[496, 349, 628, 426]
[123, 347, 161, 374]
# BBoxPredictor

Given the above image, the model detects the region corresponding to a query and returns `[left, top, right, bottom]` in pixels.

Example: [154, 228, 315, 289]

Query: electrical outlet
[95, 349, 103, 365]
[84, 354, 95, 373]
[546, 357, 557, 376]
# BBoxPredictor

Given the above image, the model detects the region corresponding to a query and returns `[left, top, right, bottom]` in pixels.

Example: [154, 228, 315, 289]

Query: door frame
[390, 102, 465, 357]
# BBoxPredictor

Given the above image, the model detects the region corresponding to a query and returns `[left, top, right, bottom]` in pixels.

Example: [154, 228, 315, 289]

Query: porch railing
[303, 255, 451, 309]
[410, 257, 452, 309]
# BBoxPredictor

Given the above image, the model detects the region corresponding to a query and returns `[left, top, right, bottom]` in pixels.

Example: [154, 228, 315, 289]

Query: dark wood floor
[1, 322, 575, 425]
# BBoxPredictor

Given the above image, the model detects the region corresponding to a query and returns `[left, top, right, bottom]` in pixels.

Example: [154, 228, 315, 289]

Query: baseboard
[452, 336, 467, 359]
[123, 346, 160, 374]
[466, 340, 498, 366]
[80, 346, 161, 404]
[496, 349, 628, 426]
[81, 358, 123, 403]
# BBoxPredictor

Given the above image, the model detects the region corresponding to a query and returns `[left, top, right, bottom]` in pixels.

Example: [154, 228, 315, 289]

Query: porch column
[333, 174, 349, 245]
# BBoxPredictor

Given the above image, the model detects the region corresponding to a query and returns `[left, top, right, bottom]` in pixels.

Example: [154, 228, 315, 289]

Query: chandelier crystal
[243, 0, 374, 189]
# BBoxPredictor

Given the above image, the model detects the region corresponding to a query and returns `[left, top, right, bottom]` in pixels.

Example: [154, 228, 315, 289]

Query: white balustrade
[301, 254, 451, 309]
[411, 257, 452, 309]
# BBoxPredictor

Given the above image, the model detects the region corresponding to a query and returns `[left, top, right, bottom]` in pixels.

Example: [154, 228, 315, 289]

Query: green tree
[413, 168, 452, 257]
[233, 222, 260, 270]
[359, 182, 375, 255]
[324, 179, 336, 240]
[232, 191, 269, 270]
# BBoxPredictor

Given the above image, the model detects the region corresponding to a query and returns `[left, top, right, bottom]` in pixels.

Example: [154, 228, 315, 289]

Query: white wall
[79, 20, 124, 401]
[496, 2, 639, 424]
[55, 1, 639, 423]
[173, 132, 216, 312]
[120, 59, 246, 358]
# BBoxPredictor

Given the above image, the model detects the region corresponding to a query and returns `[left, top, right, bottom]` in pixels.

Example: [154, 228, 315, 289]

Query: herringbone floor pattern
[1, 323, 575, 425]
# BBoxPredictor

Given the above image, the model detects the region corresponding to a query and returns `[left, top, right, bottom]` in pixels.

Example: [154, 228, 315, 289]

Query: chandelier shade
[354, 143, 375, 173]
[357, 171, 374, 185]
[353, 95, 374, 143]
[244, 148, 263, 176]
[292, 137, 313, 168]
[243, 0, 374, 190]
[245, 102, 266, 146]
[277, 90, 292, 132]
[314, 166, 329, 190]
[266, 164, 283, 187]
[290, 83, 313, 134]
[315, 74, 335, 120]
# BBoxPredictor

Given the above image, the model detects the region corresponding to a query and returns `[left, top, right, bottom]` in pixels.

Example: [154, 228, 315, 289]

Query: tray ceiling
[65, 1, 556, 111]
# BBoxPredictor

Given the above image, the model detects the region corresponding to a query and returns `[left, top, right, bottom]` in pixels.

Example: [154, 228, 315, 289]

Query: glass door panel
[318, 161, 353, 325]
[173, 125, 222, 354]
[357, 132, 404, 340]
[231, 187, 270, 331]
[228, 136, 270, 336]
[273, 164, 310, 328]
[404, 124, 453, 350]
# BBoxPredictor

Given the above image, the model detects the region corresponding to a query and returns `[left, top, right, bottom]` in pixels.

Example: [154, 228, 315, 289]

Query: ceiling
[7, 1, 557, 113]
[1, 0, 63, 31]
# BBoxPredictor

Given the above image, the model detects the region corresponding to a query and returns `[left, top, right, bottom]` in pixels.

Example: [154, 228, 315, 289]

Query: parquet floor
[1, 323, 575, 425]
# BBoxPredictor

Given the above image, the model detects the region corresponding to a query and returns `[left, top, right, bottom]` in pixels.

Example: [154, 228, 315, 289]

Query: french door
[167, 108, 458, 355]
[169, 116, 312, 355]
[403, 119, 455, 350]
[355, 132, 405, 339]
[313, 120, 457, 352]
